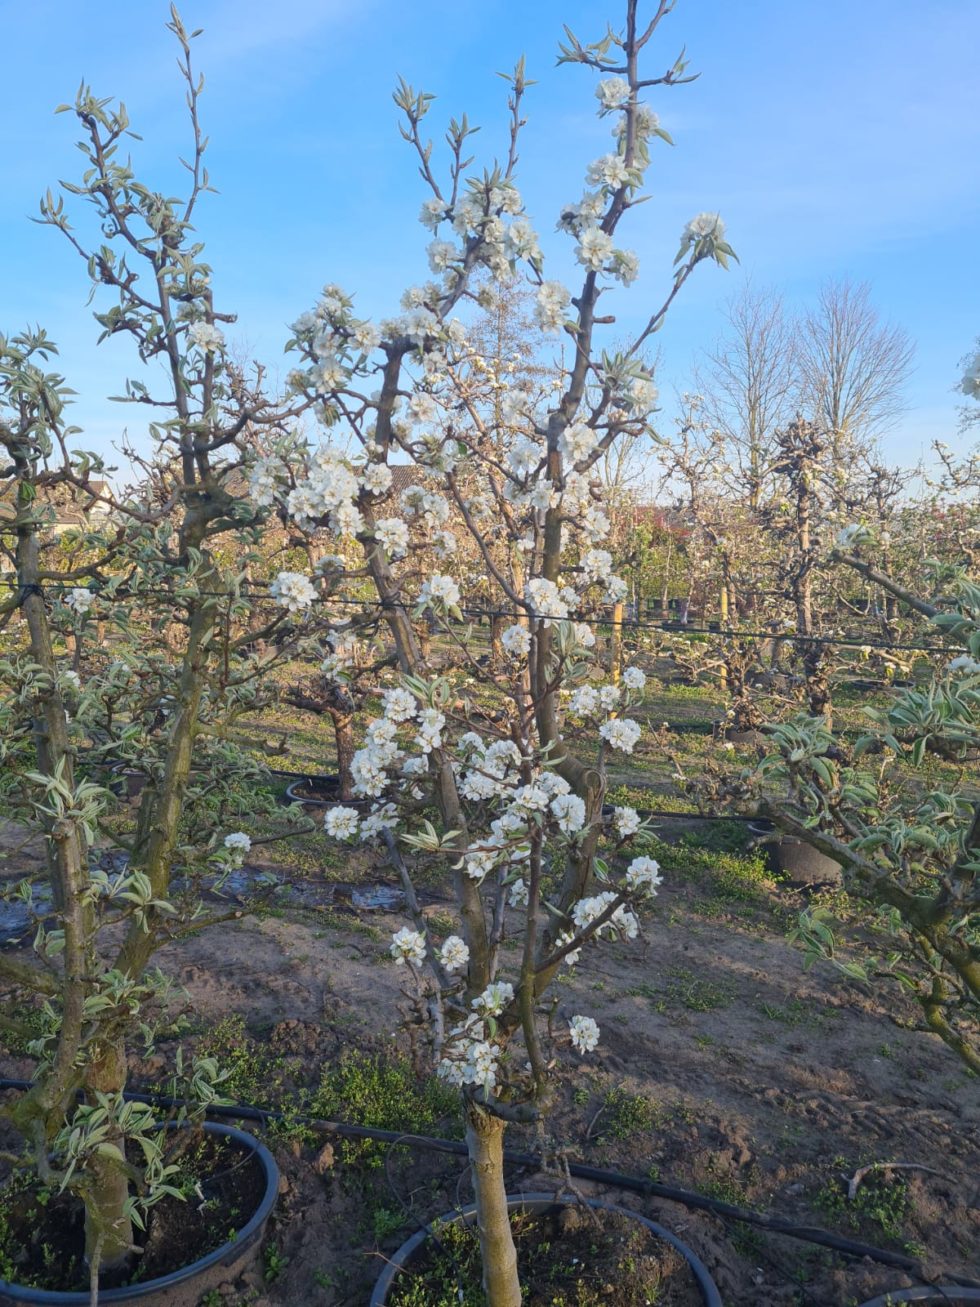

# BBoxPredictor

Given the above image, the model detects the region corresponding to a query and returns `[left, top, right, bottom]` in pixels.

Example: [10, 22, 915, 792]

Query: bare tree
[797, 278, 913, 459]
[695, 283, 796, 509]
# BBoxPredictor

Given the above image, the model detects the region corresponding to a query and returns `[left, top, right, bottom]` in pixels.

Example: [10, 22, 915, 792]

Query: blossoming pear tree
[0, 13, 321, 1288]
[254, 3, 733, 1302]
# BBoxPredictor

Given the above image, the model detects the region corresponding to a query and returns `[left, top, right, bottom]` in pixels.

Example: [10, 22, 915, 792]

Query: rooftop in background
[0, 481, 111, 533]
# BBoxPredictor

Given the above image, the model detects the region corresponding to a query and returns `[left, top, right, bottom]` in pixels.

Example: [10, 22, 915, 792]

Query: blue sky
[2, 0, 979, 472]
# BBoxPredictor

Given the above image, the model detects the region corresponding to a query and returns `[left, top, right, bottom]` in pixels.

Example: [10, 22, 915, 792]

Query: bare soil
[1, 821, 978, 1306]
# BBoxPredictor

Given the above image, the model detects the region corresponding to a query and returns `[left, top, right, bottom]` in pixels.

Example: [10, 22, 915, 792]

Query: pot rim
[0, 1121, 278, 1305]
[369, 1189, 722, 1307]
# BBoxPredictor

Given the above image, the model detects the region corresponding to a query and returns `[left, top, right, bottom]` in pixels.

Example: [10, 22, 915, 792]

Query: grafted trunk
[465, 1103, 521, 1307]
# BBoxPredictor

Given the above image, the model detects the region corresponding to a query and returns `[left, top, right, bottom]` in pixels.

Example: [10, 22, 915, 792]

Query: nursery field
[3, 803, 977, 1306]
[2, 652, 976, 1306]
[3, 0, 979, 1300]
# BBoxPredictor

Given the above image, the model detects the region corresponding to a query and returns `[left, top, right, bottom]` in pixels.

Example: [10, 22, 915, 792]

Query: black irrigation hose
[1, 1079, 976, 1290]
[0, 578, 958, 654]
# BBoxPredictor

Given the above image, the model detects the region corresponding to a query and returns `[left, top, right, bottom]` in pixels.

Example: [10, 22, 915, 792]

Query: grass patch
[309, 1049, 461, 1166]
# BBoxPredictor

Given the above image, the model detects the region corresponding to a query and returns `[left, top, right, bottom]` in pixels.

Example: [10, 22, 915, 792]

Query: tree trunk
[465, 1103, 521, 1307]
[332, 709, 355, 801]
[83, 1040, 133, 1272]
[490, 613, 506, 671]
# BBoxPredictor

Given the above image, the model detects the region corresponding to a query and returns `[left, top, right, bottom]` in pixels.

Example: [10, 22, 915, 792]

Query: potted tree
[0, 13, 318, 1296]
[255, 1, 735, 1301]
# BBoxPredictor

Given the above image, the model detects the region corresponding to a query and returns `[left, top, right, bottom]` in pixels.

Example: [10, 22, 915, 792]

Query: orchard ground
[1, 642, 977, 1306]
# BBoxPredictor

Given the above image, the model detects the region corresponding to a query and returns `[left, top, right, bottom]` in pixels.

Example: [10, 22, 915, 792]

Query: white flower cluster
[569, 1014, 600, 1053]
[187, 320, 225, 353]
[324, 806, 361, 840]
[535, 280, 571, 333]
[559, 422, 599, 465]
[501, 624, 532, 658]
[525, 578, 569, 623]
[64, 587, 95, 615]
[625, 856, 662, 895]
[438, 935, 469, 973]
[567, 683, 620, 718]
[613, 806, 641, 838]
[270, 571, 317, 613]
[390, 926, 426, 966]
[595, 77, 630, 111]
[417, 178, 540, 293]
[418, 574, 461, 612]
[599, 718, 642, 754]
[572, 890, 639, 940]
[437, 1015, 501, 1092]
[223, 832, 252, 858]
[961, 352, 980, 399]
[683, 212, 726, 243]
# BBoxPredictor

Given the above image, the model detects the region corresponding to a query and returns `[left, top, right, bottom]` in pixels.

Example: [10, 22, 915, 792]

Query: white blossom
[551, 792, 587, 834]
[390, 927, 426, 966]
[383, 687, 418, 722]
[65, 587, 95, 615]
[187, 320, 225, 352]
[613, 806, 641, 838]
[560, 421, 598, 464]
[569, 1014, 600, 1053]
[439, 935, 470, 973]
[360, 462, 393, 495]
[568, 685, 600, 717]
[576, 226, 614, 272]
[501, 624, 532, 657]
[595, 77, 631, 110]
[473, 981, 515, 1017]
[359, 805, 399, 841]
[683, 212, 725, 243]
[586, 154, 630, 190]
[270, 571, 317, 612]
[623, 666, 646, 691]
[223, 832, 252, 856]
[415, 708, 446, 753]
[535, 280, 571, 332]
[525, 577, 569, 622]
[626, 855, 662, 895]
[419, 574, 461, 611]
[374, 517, 410, 559]
[599, 718, 642, 754]
[324, 806, 361, 840]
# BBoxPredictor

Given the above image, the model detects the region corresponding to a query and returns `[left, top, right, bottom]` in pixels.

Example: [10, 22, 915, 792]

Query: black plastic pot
[369, 1191, 722, 1307]
[283, 774, 369, 809]
[724, 726, 766, 747]
[0, 1122, 278, 1307]
[748, 821, 843, 887]
[108, 763, 148, 799]
[858, 1291, 980, 1306]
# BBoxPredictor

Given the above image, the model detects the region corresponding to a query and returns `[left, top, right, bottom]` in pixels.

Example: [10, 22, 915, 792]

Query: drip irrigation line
[0, 577, 958, 655]
[260, 769, 748, 823]
[0, 1079, 974, 1289]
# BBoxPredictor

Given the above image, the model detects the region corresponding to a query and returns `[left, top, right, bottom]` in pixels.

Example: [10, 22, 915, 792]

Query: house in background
[0, 480, 111, 534]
